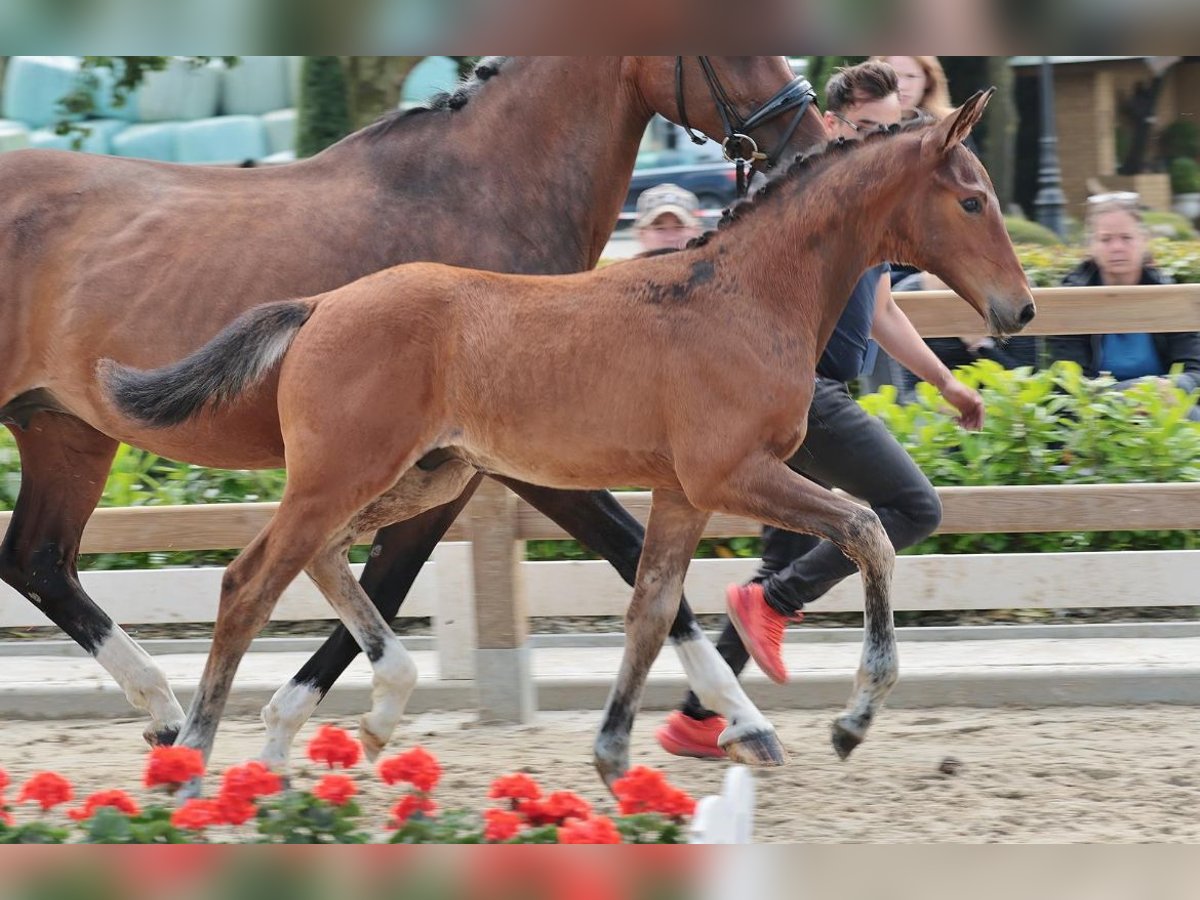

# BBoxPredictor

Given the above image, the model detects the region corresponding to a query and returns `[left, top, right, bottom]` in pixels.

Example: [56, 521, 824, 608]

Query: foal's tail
[101, 299, 316, 428]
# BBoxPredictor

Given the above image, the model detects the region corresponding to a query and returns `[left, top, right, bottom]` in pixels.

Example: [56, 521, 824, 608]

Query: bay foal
[105, 90, 1034, 786]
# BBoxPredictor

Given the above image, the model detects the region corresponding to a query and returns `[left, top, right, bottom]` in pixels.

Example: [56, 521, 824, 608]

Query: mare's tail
[100, 299, 316, 428]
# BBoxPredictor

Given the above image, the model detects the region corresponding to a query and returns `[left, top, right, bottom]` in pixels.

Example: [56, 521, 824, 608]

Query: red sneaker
[726, 583, 801, 685]
[655, 710, 727, 759]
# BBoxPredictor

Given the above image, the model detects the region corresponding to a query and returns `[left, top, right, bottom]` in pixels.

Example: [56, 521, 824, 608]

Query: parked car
[616, 151, 738, 230]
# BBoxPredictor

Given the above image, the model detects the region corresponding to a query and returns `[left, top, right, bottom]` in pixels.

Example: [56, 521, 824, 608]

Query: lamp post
[1034, 56, 1067, 238]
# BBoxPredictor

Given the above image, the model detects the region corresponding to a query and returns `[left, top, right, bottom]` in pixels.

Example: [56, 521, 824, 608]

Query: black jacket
[1047, 260, 1200, 392]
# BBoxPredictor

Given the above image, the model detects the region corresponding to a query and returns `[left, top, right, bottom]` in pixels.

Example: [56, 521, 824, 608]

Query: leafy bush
[1143, 210, 1199, 240]
[1160, 119, 1200, 163]
[859, 360, 1200, 555]
[1004, 216, 1063, 246]
[1170, 157, 1200, 195]
[296, 56, 352, 158]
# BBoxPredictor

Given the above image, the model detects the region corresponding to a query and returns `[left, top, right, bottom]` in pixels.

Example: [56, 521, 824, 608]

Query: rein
[675, 56, 817, 198]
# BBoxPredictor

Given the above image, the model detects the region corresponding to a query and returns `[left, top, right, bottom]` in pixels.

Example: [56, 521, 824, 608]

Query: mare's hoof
[721, 728, 788, 767]
[175, 776, 205, 800]
[830, 717, 865, 760]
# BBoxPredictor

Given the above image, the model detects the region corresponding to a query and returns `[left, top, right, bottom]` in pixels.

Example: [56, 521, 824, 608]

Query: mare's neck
[340, 57, 652, 274]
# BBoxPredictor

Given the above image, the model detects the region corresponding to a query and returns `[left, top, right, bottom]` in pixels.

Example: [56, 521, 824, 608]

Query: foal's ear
[925, 87, 995, 157]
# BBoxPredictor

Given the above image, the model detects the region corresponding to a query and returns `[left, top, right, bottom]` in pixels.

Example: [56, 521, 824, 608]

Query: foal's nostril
[1018, 302, 1036, 326]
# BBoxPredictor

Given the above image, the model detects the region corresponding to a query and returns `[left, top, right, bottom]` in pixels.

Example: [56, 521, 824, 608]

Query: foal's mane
[683, 114, 934, 250]
[349, 56, 511, 144]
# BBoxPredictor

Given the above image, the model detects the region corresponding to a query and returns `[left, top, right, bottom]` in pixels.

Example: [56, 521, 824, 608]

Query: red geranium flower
[0, 767, 9, 793]
[215, 793, 257, 826]
[219, 761, 282, 803]
[171, 798, 221, 831]
[520, 790, 592, 827]
[17, 772, 74, 811]
[388, 794, 438, 828]
[307, 725, 362, 770]
[557, 815, 622, 844]
[68, 789, 141, 822]
[612, 766, 696, 819]
[489, 773, 542, 804]
[144, 746, 205, 788]
[313, 773, 357, 807]
[378, 747, 441, 793]
[483, 807, 524, 843]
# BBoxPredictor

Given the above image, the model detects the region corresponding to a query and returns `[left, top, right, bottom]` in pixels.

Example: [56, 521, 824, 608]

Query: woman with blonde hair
[870, 56, 952, 119]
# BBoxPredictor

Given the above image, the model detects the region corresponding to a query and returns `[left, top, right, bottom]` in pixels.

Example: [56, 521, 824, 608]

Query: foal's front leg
[691, 454, 898, 760]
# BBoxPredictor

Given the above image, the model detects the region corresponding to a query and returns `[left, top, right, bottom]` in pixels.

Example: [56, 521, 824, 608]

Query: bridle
[675, 56, 817, 198]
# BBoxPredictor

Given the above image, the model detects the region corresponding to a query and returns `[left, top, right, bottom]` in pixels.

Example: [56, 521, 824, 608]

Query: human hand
[939, 376, 985, 430]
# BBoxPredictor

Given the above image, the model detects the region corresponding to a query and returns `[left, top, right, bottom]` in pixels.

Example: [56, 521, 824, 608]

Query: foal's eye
[960, 197, 982, 214]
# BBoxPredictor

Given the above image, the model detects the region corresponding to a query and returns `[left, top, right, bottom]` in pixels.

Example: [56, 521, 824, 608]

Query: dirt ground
[3, 705, 1198, 842]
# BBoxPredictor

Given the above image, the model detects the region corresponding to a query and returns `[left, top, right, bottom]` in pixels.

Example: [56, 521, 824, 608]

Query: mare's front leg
[687, 453, 898, 760]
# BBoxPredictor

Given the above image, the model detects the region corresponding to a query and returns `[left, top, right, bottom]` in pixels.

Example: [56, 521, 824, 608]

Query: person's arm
[870, 278, 985, 429]
[1046, 333, 1094, 374]
[1161, 331, 1200, 393]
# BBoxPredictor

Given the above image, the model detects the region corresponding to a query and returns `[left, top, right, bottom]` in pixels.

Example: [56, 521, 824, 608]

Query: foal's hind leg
[260, 459, 478, 769]
[690, 454, 898, 760]
[594, 489, 713, 788]
[0, 414, 185, 745]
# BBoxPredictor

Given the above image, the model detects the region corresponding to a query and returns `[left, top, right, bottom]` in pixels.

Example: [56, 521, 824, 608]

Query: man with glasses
[657, 60, 988, 758]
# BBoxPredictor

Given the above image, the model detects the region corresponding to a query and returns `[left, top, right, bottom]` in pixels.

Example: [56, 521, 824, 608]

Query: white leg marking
[94, 629, 186, 740]
[260, 680, 324, 770]
[673, 634, 774, 744]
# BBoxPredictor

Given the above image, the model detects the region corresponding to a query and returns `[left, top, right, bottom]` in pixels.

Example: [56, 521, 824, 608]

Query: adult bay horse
[0, 57, 826, 751]
[103, 91, 1035, 786]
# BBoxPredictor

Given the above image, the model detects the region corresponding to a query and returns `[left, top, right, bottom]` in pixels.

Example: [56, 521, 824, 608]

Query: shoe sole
[655, 726, 725, 760]
[726, 584, 789, 685]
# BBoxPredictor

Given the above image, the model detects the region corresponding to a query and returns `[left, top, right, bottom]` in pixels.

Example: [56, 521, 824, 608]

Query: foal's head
[899, 89, 1036, 335]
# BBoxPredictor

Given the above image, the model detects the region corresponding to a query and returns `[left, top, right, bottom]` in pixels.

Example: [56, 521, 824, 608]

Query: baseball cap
[634, 182, 701, 229]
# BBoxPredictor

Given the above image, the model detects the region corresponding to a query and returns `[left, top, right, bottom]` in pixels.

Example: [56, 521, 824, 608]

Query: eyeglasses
[830, 111, 892, 135]
[1087, 191, 1140, 206]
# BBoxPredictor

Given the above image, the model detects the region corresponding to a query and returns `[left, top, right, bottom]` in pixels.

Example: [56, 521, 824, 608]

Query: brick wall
[1022, 59, 1199, 216]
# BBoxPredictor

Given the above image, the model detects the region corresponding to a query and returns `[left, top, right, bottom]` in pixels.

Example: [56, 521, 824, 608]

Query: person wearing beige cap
[634, 182, 703, 253]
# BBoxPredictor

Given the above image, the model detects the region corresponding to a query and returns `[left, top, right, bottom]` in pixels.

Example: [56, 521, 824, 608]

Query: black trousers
[682, 377, 942, 719]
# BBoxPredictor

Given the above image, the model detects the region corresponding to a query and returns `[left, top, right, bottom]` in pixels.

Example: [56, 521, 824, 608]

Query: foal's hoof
[593, 754, 630, 794]
[144, 725, 181, 748]
[830, 716, 866, 761]
[358, 718, 387, 762]
[720, 728, 788, 768]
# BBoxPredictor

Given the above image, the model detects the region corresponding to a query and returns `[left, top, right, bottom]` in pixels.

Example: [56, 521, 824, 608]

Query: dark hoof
[721, 729, 788, 767]
[594, 754, 629, 794]
[144, 725, 180, 748]
[830, 719, 864, 760]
